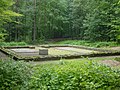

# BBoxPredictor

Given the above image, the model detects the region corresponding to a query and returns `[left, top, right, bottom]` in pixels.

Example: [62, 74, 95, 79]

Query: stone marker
[39, 48, 48, 55]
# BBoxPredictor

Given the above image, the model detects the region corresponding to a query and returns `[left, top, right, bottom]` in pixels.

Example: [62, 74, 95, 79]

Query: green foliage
[2, 0, 120, 43]
[82, 0, 120, 42]
[0, 33, 7, 42]
[6, 0, 68, 41]
[0, 59, 120, 89]
[28, 61, 120, 89]
[0, 42, 27, 46]
[0, 60, 32, 90]
[0, 0, 22, 41]
[56, 40, 119, 47]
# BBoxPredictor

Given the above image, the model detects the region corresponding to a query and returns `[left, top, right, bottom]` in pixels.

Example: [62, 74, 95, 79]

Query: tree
[0, 0, 22, 41]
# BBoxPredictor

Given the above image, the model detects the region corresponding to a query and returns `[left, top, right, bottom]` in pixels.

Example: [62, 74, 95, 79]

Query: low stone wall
[0, 45, 120, 61]
[2, 46, 35, 49]
[40, 45, 116, 52]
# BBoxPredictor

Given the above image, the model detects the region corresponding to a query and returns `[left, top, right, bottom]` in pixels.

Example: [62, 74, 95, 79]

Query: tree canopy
[0, 0, 21, 41]
[0, 0, 120, 43]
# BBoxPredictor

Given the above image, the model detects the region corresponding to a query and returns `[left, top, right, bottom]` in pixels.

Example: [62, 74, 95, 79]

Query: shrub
[28, 61, 120, 89]
[0, 60, 32, 90]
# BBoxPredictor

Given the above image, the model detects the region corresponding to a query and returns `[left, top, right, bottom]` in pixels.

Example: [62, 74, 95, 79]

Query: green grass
[55, 40, 120, 48]
[0, 42, 27, 46]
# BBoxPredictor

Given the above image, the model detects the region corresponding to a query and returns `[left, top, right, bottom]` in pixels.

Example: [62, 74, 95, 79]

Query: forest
[0, 0, 120, 43]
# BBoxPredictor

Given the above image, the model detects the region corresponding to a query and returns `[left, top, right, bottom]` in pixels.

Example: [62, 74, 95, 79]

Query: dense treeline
[0, 0, 120, 43]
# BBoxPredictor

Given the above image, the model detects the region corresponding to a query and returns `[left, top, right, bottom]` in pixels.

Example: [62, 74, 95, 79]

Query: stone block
[39, 48, 48, 55]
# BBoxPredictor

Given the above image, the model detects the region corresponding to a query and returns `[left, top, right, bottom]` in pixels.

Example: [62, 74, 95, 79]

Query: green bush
[28, 61, 120, 90]
[0, 60, 32, 90]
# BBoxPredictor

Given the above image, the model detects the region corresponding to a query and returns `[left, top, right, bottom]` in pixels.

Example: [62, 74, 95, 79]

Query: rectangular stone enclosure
[1, 45, 119, 61]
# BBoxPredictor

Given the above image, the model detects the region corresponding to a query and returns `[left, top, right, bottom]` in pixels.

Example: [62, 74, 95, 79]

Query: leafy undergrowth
[55, 40, 119, 48]
[0, 42, 27, 46]
[0, 59, 120, 90]
[0, 60, 32, 90]
[28, 60, 120, 90]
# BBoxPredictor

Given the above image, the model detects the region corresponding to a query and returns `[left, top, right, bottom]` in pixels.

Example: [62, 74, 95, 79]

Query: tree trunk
[33, 0, 36, 42]
[15, 0, 19, 41]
